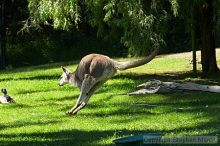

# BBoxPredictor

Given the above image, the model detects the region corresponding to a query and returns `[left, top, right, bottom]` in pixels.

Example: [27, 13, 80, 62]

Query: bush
[6, 29, 126, 67]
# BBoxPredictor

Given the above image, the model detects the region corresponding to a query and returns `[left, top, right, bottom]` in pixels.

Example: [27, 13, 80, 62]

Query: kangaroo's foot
[65, 103, 81, 115]
[65, 110, 77, 115]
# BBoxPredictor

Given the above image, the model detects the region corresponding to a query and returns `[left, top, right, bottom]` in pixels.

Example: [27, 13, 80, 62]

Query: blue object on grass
[113, 133, 163, 146]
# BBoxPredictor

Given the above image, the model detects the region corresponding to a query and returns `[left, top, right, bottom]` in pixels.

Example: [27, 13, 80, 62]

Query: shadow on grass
[114, 71, 220, 85]
[0, 74, 60, 82]
[16, 84, 76, 95]
[0, 120, 60, 131]
[0, 125, 218, 146]
[0, 129, 151, 146]
[0, 61, 78, 75]
[40, 95, 79, 103]
[157, 92, 220, 107]
[2, 103, 32, 109]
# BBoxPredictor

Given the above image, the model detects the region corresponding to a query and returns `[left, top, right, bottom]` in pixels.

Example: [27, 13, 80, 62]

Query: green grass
[0, 51, 220, 146]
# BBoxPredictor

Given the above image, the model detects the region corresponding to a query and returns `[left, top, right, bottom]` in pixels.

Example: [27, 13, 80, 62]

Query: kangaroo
[59, 48, 159, 115]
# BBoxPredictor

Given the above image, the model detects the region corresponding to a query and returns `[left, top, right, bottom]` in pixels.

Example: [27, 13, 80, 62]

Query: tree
[0, 0, 6, 69]
[25, 0, 219, 75]
[24, 0, 179, 55]
[179, 0, 219, 75]
[190, 5, 197, 73]
[0, 0, 28, 69]
[198, 0, 219, 74]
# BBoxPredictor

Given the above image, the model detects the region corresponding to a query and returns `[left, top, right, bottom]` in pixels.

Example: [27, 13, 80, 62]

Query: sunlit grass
[0, 50, 219, 146]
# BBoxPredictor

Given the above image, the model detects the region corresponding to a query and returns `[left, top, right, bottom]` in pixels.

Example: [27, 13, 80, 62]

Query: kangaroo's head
[59, 66, 71, 86]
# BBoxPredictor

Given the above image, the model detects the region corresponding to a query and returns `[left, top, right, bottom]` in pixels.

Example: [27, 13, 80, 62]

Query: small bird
[0, 88, 14, 104]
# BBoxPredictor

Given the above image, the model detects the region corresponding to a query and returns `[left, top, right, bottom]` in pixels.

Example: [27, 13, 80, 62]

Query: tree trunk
[0, 0, 6, 69]
[191, 8, 197, 73]
[199, 0, 219, 75]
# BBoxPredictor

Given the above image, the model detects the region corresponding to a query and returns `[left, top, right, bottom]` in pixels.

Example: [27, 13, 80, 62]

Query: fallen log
[128, 80, 220, 95]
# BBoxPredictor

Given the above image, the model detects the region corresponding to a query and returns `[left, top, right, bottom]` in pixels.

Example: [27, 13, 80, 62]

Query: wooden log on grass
[128, 80, 220, 95]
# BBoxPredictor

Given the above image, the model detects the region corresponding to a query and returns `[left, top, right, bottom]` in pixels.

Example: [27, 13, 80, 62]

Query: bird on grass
[0, 88, 14, 104]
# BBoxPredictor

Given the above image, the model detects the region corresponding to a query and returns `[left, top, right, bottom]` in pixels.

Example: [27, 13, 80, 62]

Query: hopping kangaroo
[59, 48, 158, 115]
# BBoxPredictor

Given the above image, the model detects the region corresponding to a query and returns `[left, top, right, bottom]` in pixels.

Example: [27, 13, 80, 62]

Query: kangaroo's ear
[61, 66, 70, 74]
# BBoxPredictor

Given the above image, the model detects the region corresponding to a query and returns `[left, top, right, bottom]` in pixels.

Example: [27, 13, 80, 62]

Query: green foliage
[102, 0, 167, 56]
[163, 17, 191, 54]
[170, 0, 179, 16]
[25, 0, 182, 56]
[85, 0, 106, 37]
[27, 0, 80, 30]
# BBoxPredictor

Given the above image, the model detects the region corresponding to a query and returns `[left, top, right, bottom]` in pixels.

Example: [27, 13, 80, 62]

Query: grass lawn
[0, 50, 220, 146]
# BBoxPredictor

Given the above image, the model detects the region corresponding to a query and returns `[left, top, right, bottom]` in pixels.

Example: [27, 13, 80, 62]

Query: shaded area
[0, 60, 77, 76]
[1, 103, 31, 109]
[0, 122, 219, 146]
[0, 129, 150, 146]
[0, 74, 60, 82]
[114, 71, 220, 85]
[0, 120, 60, 131]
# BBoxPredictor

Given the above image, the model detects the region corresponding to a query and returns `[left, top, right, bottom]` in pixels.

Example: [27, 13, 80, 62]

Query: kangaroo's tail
[113, 48, 159, 70]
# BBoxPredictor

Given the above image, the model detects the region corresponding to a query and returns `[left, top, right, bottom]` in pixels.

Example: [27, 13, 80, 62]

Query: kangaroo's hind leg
[69, 80, 105, 115]
[66, 74, 97, 115]
[66, 95, 82, 114]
